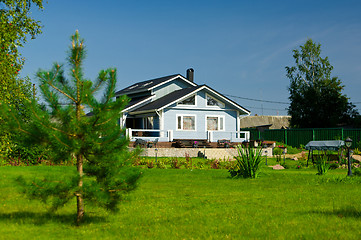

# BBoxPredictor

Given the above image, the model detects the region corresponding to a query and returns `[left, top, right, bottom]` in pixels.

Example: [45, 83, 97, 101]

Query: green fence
[241, 128, 361, 148]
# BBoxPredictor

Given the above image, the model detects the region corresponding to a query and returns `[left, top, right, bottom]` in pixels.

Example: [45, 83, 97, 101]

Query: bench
[173, 139, 211, 148]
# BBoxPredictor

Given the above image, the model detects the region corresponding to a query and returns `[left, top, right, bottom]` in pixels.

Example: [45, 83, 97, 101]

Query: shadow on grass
[0, 211, 107, 226]
[309, 206, 361, 219]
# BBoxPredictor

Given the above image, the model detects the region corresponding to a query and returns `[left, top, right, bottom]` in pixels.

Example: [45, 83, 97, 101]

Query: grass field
[1, 162, 361, 239]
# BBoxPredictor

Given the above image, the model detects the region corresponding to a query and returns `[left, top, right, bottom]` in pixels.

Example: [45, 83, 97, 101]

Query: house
[115, 69, 251, 143]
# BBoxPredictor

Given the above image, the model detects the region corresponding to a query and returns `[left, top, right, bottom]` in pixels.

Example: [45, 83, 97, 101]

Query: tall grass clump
[316, 154, 330, 175]
[229, 145, 262, 178]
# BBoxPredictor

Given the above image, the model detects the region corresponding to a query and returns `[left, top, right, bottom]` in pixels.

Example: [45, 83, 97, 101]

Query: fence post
[341, 128, 344, 140]
[312, 129, 315, 141]
[285, 129, 288, 145]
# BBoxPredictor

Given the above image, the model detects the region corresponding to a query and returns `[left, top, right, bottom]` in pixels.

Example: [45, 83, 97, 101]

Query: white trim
[116, 75, 197, 96]
[158, 85, 250, 115]
[176, 114, 197, 131]
[121, 95, 154, 113]
[205, 115, 225, 131]
[159, 87, 202, 111]
[177, 93, 197, 107]
[149, 75, 197, 91]
[237, 111, 240, 131]
[206, 93, 225, 108]
[205, 87, 250, 114]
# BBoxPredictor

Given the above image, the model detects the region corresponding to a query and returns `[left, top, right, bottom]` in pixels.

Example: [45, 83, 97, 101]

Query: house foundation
[129, 147, 273, 159]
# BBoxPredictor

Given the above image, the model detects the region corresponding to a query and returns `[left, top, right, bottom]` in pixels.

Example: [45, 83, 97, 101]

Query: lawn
[0, 163, 361, 239]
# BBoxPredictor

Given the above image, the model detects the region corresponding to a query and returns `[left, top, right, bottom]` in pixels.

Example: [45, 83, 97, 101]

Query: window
[177, 115, 196, 131]
[206, 94, 225, 108]
[178, 95, 196, 106]
[206, 116, 224, 131]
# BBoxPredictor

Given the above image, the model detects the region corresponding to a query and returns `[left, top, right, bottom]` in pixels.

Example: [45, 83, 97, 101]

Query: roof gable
[115, 74, 197, 96]
[130, 85, 250, 115]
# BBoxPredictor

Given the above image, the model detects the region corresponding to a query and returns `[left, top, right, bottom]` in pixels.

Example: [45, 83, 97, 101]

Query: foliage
[273, 147, 282, 163]
[329, 162, 340, 170]
[354, 148, 361, 155]
[229, 145, 262, 178]
[353, 167, 361, 177]
[0, 0, 45, 156]
[0, 31, 141, 224]
[286, 39, 359, 128]
[315, 154, 330, 175]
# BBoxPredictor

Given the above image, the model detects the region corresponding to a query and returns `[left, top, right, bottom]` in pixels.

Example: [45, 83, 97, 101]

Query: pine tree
[0, 31, 141, 224]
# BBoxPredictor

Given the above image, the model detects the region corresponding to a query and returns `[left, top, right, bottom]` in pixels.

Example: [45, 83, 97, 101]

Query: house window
[206, 116, 225, 131]
[178, 95, 196, 106]
[177, 115, 196, 131]
[206, 94, 225, 108]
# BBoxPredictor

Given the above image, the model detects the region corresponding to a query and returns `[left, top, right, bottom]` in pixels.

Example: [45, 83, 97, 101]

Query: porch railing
[126, 128, 173, 142]
[126, 128, 250, 143]
[207, 131, 250, 143]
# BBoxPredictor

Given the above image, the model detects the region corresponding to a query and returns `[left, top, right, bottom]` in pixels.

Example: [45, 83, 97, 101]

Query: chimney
[186, 68, 194, 82]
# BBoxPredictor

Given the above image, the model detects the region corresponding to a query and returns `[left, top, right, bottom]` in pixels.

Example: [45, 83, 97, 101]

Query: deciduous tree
[286, 39, 359, 128]
[0, 0, 44, 156]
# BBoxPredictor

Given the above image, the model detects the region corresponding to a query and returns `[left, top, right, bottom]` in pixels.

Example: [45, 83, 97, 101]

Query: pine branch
[40, 68, 76, 102]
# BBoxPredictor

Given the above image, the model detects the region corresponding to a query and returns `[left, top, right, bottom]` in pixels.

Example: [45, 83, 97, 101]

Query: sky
[19, 0, 361, 116]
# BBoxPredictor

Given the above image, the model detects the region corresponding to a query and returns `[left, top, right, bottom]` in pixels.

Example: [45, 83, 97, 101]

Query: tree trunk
[76, 153, 84, 225]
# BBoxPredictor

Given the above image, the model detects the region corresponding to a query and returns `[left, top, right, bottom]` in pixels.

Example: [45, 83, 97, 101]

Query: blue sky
[20, 0, 361, 115]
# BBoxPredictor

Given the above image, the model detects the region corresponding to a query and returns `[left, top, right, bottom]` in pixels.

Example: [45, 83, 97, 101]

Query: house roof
[133, 85, 202, 112]
[122, 95, 154, 112]
[115, 74, 197, 96]
[130, 84, 250, 115]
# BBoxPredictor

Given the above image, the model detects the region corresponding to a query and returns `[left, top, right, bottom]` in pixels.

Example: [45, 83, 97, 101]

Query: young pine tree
[0, 31, 141, 224]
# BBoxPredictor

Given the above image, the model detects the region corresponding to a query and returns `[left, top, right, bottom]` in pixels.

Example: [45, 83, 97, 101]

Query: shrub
[273, 147, 283, 163]
[329, 162, 340, 170]
[170, 158, 181, 169]
[210, 159, 220, 169]
[353, 167, 361, 176]
[229, 145, 262, 179]
[316, 154, 330, 175]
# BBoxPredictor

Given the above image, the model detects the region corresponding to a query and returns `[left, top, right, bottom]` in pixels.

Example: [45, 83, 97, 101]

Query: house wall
[152, 79, 193, 101]
[162, 90, 240, 140]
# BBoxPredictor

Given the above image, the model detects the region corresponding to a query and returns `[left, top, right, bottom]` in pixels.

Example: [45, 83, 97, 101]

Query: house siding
[164, 108, 238, 140]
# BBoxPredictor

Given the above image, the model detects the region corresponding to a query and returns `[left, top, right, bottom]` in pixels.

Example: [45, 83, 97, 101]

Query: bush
[229, 145, 262, 179]
[273, 147, 283, 163]
[353, 167, 361, 176]
[329, 162, 340, 169]
[316, 154, 330, 175]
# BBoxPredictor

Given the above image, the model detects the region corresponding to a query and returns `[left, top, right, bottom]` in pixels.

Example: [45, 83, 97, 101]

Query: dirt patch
[352, 155, 361, 162]
[285, 151, 308, 160]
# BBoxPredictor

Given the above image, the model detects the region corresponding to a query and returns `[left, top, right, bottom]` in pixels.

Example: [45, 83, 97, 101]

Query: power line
[243, 105, 287, 111]
[225, 94, 289, 104]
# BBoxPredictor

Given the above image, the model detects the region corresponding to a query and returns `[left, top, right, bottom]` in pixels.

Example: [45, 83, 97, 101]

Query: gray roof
[130, 84, 250, 114]
[115, 74, 181, 96]
[134, 85, 202, 112]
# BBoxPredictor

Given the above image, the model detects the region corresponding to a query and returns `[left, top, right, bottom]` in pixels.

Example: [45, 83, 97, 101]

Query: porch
[125, 128, 250, 148]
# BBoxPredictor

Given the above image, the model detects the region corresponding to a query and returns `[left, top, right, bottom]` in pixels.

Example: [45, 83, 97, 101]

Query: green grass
[1, 165, 361, 239]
